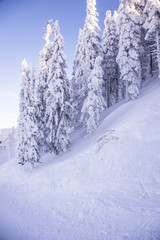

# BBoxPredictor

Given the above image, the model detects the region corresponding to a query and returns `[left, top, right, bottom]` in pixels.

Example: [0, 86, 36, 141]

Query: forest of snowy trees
[17, 0, 160, 168]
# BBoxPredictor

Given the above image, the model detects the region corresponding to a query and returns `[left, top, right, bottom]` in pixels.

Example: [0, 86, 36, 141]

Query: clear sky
[0, 0, 119, 129]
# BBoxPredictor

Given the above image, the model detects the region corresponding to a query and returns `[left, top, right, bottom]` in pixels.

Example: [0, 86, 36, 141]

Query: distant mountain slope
[0, 76, 160, 240]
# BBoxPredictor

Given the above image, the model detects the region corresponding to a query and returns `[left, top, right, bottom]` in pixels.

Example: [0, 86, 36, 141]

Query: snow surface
[0, 77, 160, 240]
[0, 152, 8, 166]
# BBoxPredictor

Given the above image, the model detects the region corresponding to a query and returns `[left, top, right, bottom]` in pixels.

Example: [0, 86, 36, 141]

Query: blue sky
[0, 0, 119, 129]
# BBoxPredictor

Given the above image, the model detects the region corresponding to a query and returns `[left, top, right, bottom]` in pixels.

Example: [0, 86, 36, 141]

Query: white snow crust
[0, 76, 160, 240]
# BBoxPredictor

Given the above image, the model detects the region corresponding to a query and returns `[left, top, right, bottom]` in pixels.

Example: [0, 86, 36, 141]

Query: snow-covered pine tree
[26, 64, 41, 169]
[102, 10, 119, 107]
[45, 20, 70, 154]
[117, 0, 143, 101]
[143, 0, 160, 78]
[81, 56, 106, 134]
[129, 0, 158, 83]
[35, 20, 54, 149]
[71, 28, 84, 128]
[17, 59, 29, 165]
[83, 0, 102, 69]
[17, 60, 40, 169]
[72, 28, 84, 85]
[72, 0, 102, 129]
[29, 64, 36, 101]
[129, 0, 150, 85]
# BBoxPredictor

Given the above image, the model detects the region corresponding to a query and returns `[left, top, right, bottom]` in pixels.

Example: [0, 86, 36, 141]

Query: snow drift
[0, 77, 160, 240]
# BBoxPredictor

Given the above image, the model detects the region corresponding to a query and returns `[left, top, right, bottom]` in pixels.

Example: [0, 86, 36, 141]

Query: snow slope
[0, 152, 8, 166]
[0, 77, 160, 240]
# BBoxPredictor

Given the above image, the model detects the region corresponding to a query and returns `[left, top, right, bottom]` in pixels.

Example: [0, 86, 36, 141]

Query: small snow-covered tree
[17, 60, 40, 169]
[72, 0, 102, 129]
[45, 20, 70, 154]
[102, 10, 119, 107]
[143, 0, 160, 78]
[17, 59, 29, 165]
[26, 64, 41, 168]
[81, 56, 106, 134]
[117, 0, 142, 101]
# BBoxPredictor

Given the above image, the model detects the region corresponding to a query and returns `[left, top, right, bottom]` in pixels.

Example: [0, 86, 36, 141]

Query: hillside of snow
[0, 77, 160, 240]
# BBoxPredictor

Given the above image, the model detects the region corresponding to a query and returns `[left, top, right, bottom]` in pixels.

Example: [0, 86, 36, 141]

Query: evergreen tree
[26, 64, 41, 168]
[102, 10, 119, 107]
[35, 20, 54, 149]
[117, 0, 142, 101]
[29, 64, 36, 101]
[71, 28, 84, 128]
[81, 56, 106, 134]
[72, 28, 84, 86]
[129, 0, 149, 85]
[17, 60, 40, 169]
[17, 59, 29, 165]
[72, 0, 102, 129]
[143, 0, 160, 78]
[45, 20, 70, 154]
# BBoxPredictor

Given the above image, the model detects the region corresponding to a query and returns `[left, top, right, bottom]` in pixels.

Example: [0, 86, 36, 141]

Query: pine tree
[17, 60, 40, 169]
[81, 56, 106, 134]
[17, 59, 29, 165]
[116, 0, 143, 101]
[35, 20, 54, 149]
[29, 64, 36, 101]
[72, 28, 84, 85]
[128, 0, 149, 85]
[45, 20, 70, 154]
[102, 10, 119, 107]
[71, 28, 84, 128]
[72, 0, 102, 129]
[26, 64, 41, 168]
[143, 0, 160, 78]
[83, 0, 102, 69]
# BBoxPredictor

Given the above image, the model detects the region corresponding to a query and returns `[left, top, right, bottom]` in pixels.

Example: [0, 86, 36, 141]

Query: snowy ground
[0, 152, 8, 166]
[0, 77, 160, 240]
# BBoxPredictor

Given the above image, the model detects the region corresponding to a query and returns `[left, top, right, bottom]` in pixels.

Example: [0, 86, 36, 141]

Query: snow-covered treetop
[53, 20, 64, 48]
[22, 59, 28, 72]
[113, 10, 118, 20]
[117, 0, 143, 28]
[40, 20, 54, 69]
[84, 0, 100, 33]
[21, 59, 29, 90]
[72, 28, 84, 77]
[48, 19, 68, 87]
[51, 20, 66, 65]
[120, 0, 143, 7]
[74, 28, 83, 58]
[103, 10, 118, 40]
[43, 19, 54, 44]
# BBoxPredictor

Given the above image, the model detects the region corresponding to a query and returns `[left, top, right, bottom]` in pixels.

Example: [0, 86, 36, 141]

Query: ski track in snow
[0, 77, 160, 239]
